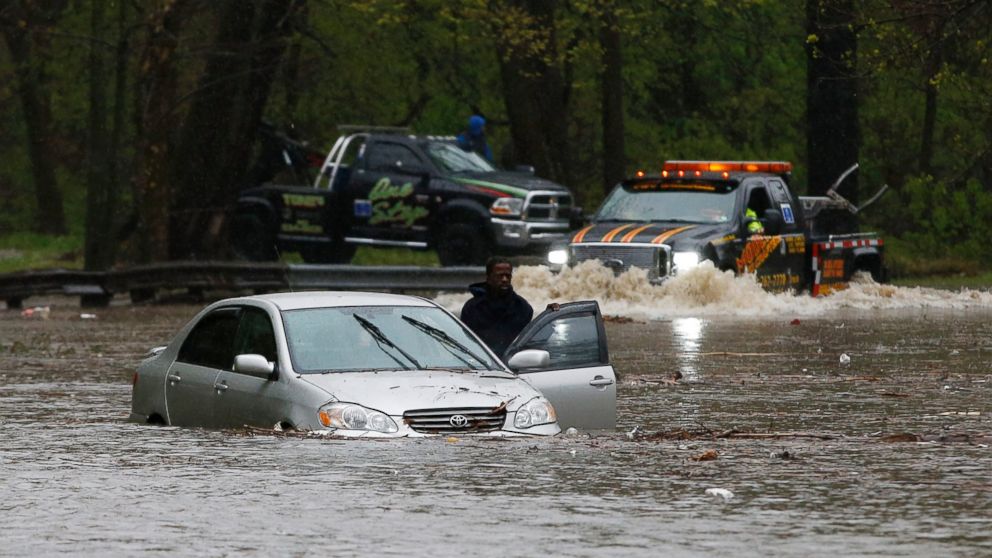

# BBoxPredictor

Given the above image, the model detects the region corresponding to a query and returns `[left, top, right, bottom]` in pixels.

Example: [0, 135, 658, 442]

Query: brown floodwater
[1, 265, 990, 557]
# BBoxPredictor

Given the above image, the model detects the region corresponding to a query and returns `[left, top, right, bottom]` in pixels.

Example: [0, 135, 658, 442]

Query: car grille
[524, 192, 572, 221]
[570, 243, 669, 278]
[403, 406, 507, 434]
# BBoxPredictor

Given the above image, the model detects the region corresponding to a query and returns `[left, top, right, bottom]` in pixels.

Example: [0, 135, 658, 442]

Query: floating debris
[20, 306, 50, 319]
[691, 449, 719, 461]
[705, 487, 734, 501]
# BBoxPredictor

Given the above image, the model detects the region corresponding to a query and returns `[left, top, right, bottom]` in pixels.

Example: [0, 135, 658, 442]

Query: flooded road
[1, 265, 990, 557]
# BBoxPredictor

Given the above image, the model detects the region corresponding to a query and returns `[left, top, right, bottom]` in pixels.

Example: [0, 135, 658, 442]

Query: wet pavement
[1, 267, 990, 557]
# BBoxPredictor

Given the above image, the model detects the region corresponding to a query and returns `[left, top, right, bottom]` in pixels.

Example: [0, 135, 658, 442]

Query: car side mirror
[506, 349, 550, 371]
[234, 353, 277, 380]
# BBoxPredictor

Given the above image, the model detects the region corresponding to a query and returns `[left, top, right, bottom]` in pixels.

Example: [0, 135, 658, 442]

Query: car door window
[177, 308, 240, 369]
[233, 307, 277, 364]
[514, 312, 605, 370]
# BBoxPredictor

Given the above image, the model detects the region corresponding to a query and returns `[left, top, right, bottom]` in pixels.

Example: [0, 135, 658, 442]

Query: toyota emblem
[449, 414, 470, 428]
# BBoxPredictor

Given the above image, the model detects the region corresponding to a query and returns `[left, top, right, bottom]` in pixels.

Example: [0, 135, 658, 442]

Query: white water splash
[434, 260, 992, 320]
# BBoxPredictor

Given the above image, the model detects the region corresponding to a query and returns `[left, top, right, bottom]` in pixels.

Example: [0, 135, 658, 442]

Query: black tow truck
[232, 127, 579, 265]
[547, 160, 887, 295]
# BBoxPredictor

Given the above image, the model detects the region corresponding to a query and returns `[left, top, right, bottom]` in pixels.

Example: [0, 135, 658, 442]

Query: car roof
[227, 291, 437, 312]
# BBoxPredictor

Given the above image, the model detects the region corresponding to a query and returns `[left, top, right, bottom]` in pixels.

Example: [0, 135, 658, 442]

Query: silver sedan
[130, 291, 616, 437]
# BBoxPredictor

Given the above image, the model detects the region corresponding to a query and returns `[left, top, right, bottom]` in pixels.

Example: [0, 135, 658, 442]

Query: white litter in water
[705, 487, 735, 501]
[433, 261, 992, 320]
[839, 353, 851, 365]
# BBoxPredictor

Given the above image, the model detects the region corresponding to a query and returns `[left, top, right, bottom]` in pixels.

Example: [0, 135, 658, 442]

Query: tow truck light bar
[662, 160, 793, 175]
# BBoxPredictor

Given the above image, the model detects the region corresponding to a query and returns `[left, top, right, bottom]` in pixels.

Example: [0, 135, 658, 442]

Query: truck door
[503, 301, 616, 431]
[735, 182, 805, 291]
[348, 140, 433, 243]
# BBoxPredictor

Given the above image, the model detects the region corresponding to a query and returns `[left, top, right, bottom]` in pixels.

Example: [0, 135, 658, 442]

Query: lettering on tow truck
[822, 258, 845, 279]
[282, 193, 325, 208]
[786, 235, 806, 254]
[281, 193, 325, 234]
[369, 178, 429, 227]
[736, 236, 781, 273]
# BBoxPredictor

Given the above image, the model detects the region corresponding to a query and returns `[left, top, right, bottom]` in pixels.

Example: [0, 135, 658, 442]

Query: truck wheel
[300, 242, 356, 264]
[231, 213, 277, 261]
[437, 222, 490, 266]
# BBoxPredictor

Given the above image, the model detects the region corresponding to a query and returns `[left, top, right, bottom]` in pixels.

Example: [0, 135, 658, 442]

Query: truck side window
[367, 143, 423, 172]
[768, 180, 791, 205]
[746, 186, 772, 215]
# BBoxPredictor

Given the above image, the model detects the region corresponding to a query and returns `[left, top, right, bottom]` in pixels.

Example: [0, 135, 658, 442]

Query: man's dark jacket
[460, 282, 533, 358]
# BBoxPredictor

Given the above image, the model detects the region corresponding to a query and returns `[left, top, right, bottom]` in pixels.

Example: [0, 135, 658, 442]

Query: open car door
[503, 301, 616, 431]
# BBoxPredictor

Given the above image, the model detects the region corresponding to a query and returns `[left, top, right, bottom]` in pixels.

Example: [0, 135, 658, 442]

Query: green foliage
[897, 175, 992, 262]
[351, 246, 439, 267]
[0, 233, 83, 273]
[1, 0, 991, 275]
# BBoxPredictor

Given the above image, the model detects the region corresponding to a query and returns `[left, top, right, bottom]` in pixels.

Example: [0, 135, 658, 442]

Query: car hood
[299, 369, 539, 415]
[570, 221, 728, 246]
[450, 172, 570, 197]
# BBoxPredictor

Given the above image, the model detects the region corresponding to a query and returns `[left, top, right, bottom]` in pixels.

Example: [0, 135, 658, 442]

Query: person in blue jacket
[460, 257, 533, 357]
[456, 114, 494, 162]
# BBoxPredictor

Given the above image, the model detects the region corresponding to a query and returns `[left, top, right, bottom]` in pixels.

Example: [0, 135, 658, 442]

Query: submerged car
[129, 291, 616, 437]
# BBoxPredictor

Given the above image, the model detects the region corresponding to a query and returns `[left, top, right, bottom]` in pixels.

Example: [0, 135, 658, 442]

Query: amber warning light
[663, 160, 793, 174]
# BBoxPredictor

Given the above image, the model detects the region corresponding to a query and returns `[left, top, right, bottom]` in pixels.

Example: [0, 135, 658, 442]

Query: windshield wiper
[401, 315, 490, 370]
[353, 314, 421, 370]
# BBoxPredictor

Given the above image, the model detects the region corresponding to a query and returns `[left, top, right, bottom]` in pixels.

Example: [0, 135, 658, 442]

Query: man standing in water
[460, 257, 533, 358]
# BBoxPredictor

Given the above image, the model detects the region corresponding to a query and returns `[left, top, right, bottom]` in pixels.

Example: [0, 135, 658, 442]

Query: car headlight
[514, 397, 557, 429]
[318, 402, 398, 433]
[490, 197, 524, 217]
[672, 251, 700, 273]
[547, 248, 569, 265]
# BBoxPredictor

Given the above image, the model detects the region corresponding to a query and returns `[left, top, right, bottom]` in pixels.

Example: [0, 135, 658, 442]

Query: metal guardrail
[0, 262, 484, 308]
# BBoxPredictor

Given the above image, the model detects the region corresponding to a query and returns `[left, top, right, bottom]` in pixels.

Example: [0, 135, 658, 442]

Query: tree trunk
[132, 0, 191, 263]
[493, 0, 574, 196]
[169, 0, 301, 260]
[920, 43, 941, 176]
[599, 3, 625, 195]
[0, 4, 67, 235]
[805, 0, 860, 204]
[84, 0, 114, 271]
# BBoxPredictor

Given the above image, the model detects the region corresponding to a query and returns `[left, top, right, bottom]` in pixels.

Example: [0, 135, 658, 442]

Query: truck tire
[300, 242, 356, 264]
[231, 213, 278, 261]
[436, 222, 490, 266]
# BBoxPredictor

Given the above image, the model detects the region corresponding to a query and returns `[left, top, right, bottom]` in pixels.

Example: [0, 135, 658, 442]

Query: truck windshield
[282, 305, 501, 373]
[425, 141, 496, 173]
[597, 183, 738, 224]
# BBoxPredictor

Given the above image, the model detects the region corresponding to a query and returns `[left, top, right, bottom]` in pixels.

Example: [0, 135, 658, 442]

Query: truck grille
[403, 407, 507, 434]
[524, 192, 572, 221]
[570, 243, 669, 278]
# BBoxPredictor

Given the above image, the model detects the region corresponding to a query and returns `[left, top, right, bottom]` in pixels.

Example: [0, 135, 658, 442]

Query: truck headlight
[490, 197, 524, 217]
[547, 248, 569, 265]
[514, 397, 557, 429]
[672, 251, 700, 272]
[318, 402, 398, 433]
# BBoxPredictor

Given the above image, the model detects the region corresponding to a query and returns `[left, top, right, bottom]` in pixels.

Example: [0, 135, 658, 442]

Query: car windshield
[424, 141, 496, 173]
[597, 182, 738, 223]
[282, 305, 501, 373]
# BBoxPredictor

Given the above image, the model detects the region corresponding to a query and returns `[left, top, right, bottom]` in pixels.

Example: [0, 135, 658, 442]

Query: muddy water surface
[1, 266, 990, 557]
